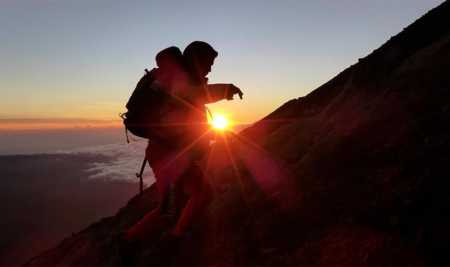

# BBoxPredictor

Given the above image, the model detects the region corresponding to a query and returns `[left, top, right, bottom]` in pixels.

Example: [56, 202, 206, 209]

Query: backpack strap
[124, 126, 130, 143]
[119, 112, 130, 143]
[135, 156, 147, 195]
[205, 106, 213, 120]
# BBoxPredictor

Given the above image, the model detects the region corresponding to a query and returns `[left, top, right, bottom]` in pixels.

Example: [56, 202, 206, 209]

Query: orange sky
[1, 1, 443, 131]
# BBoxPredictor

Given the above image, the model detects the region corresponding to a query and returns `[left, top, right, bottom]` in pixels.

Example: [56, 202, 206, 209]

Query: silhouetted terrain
[26, 1, 450, 265]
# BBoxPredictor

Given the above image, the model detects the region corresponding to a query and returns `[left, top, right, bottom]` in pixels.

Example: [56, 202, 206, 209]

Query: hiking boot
[158, 231, 183, 255]
[117, 231, 141, 266]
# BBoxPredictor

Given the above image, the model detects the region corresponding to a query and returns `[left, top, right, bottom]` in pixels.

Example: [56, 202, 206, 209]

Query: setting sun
[210, 114, 229, 130]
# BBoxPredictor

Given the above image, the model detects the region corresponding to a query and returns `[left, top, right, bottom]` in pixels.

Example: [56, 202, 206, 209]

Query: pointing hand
[227, 84, 243, 100]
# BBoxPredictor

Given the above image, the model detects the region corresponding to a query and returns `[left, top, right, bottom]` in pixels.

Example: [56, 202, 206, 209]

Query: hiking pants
[148, 140, 213, 236]
[172, 160, 213, 236]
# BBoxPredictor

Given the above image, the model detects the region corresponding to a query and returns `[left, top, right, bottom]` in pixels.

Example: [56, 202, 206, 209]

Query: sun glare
[210, 114, 229, 130]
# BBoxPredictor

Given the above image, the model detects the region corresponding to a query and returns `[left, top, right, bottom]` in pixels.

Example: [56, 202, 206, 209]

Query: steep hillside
[27, 1, 450, 265]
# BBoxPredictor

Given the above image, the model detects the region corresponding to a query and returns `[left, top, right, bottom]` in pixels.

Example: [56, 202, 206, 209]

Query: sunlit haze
[0, 0, 444, 129]
[210, 113, 229, 131]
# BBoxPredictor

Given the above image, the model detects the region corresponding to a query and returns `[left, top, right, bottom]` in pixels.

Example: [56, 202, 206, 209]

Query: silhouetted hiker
[168, 41, 243, 238]
[122, 47, 188, 242]
[122, 41, 243, 249]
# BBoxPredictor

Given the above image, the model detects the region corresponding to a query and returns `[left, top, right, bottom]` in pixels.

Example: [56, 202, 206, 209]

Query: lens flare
[210, 114, 229, 130]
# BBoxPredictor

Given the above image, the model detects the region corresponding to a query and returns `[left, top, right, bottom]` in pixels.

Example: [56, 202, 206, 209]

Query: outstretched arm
[203, 83, 243, 104]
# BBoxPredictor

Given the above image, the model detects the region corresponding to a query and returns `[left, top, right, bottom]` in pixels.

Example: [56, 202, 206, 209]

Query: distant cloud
[63, 140, 155, 186]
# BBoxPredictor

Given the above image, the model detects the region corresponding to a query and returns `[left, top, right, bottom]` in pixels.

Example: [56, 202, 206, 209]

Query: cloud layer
[64, 140, 155, 186]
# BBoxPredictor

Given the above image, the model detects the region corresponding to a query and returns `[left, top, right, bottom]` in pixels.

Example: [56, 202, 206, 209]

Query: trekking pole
[136, 157, 147, 196]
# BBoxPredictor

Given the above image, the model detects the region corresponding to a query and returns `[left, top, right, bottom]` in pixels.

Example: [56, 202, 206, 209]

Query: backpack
[121, 68, 173, 142]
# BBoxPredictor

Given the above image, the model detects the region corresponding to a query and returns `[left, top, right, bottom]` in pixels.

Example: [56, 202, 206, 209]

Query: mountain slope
[27, 1, 450, 265]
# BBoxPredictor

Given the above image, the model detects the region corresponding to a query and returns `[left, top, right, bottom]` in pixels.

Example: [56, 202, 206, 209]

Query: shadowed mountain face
[26, 1, 450, 265]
